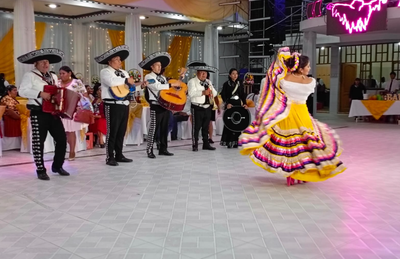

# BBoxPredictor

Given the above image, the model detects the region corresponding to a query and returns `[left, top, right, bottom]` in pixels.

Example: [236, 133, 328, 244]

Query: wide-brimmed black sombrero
[139, 52, 171, 71]
[17, 48, 64, 64]
[223, 106, 251, 132]
[187, 60, 206, 67]
[189, 63, 218, 73]
[95, 45, 130, 65]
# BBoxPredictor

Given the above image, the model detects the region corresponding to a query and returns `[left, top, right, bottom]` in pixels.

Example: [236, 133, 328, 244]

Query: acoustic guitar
[158, 68, 188, 112]
[109, 79, 155, 100]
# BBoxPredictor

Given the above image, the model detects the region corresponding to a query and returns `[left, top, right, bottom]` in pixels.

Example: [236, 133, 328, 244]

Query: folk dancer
[187, 63, 218, 151]
[95, 45, 145, 166]
[18, 48, 70, 180]
[139, 52, 181, 158]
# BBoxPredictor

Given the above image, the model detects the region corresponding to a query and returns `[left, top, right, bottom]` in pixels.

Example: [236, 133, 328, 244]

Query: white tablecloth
[349, 100, 400, 117]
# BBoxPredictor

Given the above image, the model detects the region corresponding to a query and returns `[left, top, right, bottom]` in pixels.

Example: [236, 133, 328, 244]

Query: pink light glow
[327, 0, 388, 34]
[307, 0, 322, 19]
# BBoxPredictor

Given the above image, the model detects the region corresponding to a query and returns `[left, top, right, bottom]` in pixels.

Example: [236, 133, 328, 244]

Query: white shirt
[100, 66, 138, 100]
[4, 80, 9, 87]
[260, 77, 266, 93]
[144, 72, 170, 102]
[281, 78, 316, 104]
[384, 79, 399, 92]
[187, 77, 217, 108]
[19, 68, 58, 106]
[182, 97, 191, 114]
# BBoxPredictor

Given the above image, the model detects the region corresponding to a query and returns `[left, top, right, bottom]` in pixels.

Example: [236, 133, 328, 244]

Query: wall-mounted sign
[307, 0, 322, 19]
[326, 0, 388, 35]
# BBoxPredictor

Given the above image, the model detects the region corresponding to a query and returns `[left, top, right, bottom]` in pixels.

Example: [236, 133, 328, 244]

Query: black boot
[116, 156, 133, 163]
[52, 167, 70, 176]
[37, 170, 50, 181]
[203, 142, 216, 151]
[106, 158, 119, 166]
[192, 140, 198, 152]
[159, 149, 174, 156]
[147, 149, 156, 159]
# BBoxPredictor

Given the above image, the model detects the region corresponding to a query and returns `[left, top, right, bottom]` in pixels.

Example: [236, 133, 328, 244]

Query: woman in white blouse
[59, 66, 88, 161]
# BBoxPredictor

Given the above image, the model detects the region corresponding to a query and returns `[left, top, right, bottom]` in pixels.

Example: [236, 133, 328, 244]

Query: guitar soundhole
[166, 93, 182, 99]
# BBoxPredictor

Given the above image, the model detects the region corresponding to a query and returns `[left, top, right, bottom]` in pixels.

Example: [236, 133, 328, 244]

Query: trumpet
[206, 79, 218, 110]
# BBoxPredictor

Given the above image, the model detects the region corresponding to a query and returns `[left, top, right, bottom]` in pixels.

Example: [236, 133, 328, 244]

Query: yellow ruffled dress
[239, 51, 346, 182]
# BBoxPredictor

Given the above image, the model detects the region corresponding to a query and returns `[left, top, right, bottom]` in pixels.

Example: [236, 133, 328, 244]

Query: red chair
[3, 115, 22, 137]
[86, 132, 93, 150]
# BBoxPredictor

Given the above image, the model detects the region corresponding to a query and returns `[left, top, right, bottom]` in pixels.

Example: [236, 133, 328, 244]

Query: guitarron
[158, 68, 188, 112]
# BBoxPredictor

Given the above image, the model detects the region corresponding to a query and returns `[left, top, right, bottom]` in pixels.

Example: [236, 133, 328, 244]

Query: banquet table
[349, 100, 400, 120]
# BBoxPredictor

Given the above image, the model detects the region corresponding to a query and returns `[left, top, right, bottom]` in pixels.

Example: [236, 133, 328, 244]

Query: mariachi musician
[95, 45, 146, 166]
[187, 63, 218, 151]
[220, 68, 248, 148]
[18, 48, 69, 181]
[139, 52, 181, 159]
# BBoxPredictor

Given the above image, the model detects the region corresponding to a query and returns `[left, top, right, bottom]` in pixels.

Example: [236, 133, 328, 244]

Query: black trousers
[171, 114, 189, 140]
[104, 103, 129, 161]
[147, 105, 170, 152]
[191, 104, 212, 146]
[30, 110, 66, 173]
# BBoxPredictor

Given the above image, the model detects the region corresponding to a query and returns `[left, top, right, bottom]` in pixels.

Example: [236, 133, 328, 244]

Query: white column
[204, 24, 219, 90]
[14, 0, 35, 87]
[329, 46, 340, 114]
[125, 14, 142, 75]
[72, 21, 86, 82]
[302, 31, 317, 115]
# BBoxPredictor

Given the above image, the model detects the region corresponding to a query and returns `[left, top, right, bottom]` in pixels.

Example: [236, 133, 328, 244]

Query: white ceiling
[0, 0, 247, 34]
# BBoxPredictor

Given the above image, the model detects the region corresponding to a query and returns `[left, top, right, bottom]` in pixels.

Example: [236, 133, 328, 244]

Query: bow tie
[156, 75, 166, 84]
[114, 70, 125, 78]
[200, 80, 209, 89]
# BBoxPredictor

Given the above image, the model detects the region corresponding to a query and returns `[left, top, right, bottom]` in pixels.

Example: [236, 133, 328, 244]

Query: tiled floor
[0, 114, 400, 259]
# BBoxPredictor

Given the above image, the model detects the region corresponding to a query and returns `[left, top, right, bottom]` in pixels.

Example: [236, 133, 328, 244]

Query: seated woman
[1, 85, 22, 137]
[89, 84, 106, 148]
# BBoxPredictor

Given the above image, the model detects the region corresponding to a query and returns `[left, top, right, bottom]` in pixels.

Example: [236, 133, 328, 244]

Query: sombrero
[95, 45, 130, 65]
[223, 106, 251, 132]
[17, 48, 64, 64]
[189, 63, 218, 73]
[187, 60, 206, 67]
[139, 52, 171, 71]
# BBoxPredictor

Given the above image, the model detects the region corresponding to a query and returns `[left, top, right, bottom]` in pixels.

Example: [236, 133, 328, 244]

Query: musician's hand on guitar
[127, 77, 135, 85]
[243, 104, 248, 109]
[217, 108, 221, 115]
[227, 104, 232, 109]
[140, 81, 148, 88]
[40, 91, 51, 101]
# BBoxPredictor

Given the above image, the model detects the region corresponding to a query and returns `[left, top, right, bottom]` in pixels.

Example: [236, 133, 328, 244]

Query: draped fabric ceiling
[97, 0, 248, 21]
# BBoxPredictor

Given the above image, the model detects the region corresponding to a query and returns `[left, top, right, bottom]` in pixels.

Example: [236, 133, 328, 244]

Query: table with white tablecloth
[349, 100, 400, 118]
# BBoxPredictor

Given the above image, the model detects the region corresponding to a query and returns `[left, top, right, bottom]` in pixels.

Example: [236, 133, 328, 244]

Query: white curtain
[41, 22, 73, 73]
[160, 32, 174, 53]
[124, 14, 142, 73]
[143, 30, 161, 57]
[188, 36, 204, 62]
[204, 24, 219, 90]
[72, 21, 86, 81]
[87, 25, 112, 85]
[13, 0, 35, 87]
[0, 13, 13, 39]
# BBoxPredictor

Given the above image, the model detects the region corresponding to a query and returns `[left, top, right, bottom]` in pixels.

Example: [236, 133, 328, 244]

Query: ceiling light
[46, 4, 59, 9]
[321, 46, 325, 50]
[217, 26, 223, 30]
[139, 16, 146, 20]
[228, 24, 246, 29]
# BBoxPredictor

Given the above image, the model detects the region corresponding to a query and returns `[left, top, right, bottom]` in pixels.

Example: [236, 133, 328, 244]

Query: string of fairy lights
[35, 21, 205, 83]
